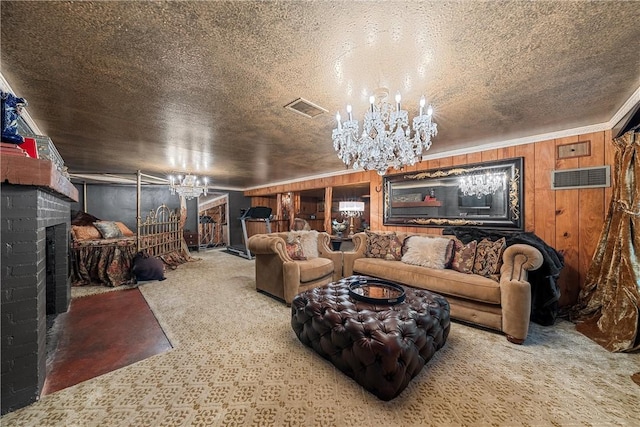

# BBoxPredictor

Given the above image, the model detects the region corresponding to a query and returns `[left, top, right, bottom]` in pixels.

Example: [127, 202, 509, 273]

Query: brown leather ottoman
[291, 276, 450, 401]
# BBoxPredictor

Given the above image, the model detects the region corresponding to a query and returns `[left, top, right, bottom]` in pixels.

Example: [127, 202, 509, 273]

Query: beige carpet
[3, 249, 639, 426]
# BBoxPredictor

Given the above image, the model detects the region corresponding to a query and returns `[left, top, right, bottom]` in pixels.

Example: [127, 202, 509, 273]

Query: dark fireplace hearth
[1, 156, 78, 414]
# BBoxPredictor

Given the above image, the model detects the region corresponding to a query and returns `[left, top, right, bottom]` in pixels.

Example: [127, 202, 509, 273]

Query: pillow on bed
[115, 222, 135, 237]
[401, 236, 452, 269]
[94, 221, 123, 239]
[71, 225, 102, 241]
[71, 211, 101, 226]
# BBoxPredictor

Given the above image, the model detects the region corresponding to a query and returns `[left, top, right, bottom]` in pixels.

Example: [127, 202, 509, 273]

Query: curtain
[572, 129, 640, 352]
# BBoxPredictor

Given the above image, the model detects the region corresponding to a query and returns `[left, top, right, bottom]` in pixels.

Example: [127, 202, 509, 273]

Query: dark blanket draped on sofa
[571, 129, 640, 353]
[443, 227, 564, 326]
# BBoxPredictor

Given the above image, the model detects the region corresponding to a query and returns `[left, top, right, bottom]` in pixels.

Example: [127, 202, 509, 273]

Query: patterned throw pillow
[71, 225, 102, 240]
[401, 236, 452, 269]
[450, 239, 478, 274]
[94, 221, 123, 239]
[365, 231, 403, 260]
[473, 237, 507, 278]
[285, 239, 307, 260]
[287, 230, 318, 259]
[115, 222, 135, 237]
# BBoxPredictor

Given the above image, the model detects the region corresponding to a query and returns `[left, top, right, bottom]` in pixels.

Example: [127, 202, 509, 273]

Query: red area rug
[42, 287, 172, 395]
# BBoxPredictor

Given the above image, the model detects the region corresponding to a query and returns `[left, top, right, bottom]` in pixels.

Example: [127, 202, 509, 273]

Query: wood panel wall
[246, 131, 614, 307]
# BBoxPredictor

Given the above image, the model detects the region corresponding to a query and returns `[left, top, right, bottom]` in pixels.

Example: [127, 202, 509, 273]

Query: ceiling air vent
[284, 98, 328, 119]
[551, 166, 610, 190]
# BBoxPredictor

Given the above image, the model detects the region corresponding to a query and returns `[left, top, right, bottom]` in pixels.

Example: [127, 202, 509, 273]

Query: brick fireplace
[1, 154, 78, 414]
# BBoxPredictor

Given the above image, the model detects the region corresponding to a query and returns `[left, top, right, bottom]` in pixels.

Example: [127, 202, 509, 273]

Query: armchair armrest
[317, 232, 343, 280]
[342, 232, 367, 277]
[247, 234, 292, 262]
[500, 244, 544, 282]
[499, 243, 544, 343]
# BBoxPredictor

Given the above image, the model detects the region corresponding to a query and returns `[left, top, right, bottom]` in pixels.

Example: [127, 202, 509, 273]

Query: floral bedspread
[71, 237, 137, 287]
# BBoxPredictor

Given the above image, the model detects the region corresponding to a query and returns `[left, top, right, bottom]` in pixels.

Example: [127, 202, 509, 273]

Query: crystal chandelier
[332, 88, 437, 175]
[459, 173, 505, 198]
[168, 173, 208, 200]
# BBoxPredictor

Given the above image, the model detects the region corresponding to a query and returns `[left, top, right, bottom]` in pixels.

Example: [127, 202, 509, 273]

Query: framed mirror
[383, 157, 523, 229]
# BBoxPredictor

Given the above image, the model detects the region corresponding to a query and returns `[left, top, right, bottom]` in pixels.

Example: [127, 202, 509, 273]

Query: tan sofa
[343, 232, 544, 344]
[247, 231, 342, 305]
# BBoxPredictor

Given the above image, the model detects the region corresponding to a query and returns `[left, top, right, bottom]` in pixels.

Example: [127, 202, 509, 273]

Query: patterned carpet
[3, 249, 639, 426]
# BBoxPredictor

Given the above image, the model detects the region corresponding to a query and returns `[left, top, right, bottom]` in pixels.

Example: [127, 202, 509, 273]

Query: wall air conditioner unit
[551, 165, 610, 190]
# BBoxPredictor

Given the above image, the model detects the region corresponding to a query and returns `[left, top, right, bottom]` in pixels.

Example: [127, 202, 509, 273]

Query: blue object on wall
[1, 91, 28, 145]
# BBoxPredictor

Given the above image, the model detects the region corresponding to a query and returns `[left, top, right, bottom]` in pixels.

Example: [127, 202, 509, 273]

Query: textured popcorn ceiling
[1, 1, 638, 189]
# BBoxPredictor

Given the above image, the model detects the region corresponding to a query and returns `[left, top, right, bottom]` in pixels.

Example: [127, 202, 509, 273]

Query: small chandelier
[168, 173, 208, 200]
[332, 88, 437, 175]
[459, 173, 505, 198]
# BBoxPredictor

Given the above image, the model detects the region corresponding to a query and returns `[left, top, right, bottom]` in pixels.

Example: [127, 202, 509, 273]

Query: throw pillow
[71, 225, 102, 241]
[365, 231, 402, 260]
[115, 222, 135, 237]
[451, 239, 478, 274]
[401, 236, 452, 269]
[444, 239, 456, 268]
[132, 251, 166, 281]
[287, 230, 319, 259]
[285, 239, 307, 260]
[473, 237, 507, 278]
[94, 221, 123, 239]
[71, 211, 100, 226]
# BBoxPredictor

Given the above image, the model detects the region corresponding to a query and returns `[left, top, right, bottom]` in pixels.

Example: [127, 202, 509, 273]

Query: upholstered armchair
[247, 231, 342, 305]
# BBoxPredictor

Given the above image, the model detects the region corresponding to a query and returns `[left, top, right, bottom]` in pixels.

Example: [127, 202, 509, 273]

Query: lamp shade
[339, 201, 365, 212]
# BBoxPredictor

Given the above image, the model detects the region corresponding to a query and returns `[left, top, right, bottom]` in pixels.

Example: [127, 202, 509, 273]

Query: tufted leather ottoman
[291, 276, 450, 401]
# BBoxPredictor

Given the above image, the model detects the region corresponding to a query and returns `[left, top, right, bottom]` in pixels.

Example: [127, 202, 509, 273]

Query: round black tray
[347, 277, 406, 305]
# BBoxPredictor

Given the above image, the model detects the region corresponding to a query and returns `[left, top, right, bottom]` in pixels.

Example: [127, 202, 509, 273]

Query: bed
[70, 205, 190, 287]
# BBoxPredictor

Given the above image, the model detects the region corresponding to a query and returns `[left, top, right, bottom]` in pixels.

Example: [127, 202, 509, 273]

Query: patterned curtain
[572, 129, 640, 352]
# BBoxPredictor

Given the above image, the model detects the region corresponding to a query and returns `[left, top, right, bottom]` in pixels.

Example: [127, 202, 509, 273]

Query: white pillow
[287, 230, 319, 259]
[401, 236, 452, 269]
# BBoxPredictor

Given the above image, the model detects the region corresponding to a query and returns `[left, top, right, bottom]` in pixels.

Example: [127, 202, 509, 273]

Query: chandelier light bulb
[346, 104, 352, 120]
[419, 96, 426, 115]
[336, 111, 342, 130]
[395, 92, 401, 111]
[369, 95, 375, 112]
[427, 105, 433, 116]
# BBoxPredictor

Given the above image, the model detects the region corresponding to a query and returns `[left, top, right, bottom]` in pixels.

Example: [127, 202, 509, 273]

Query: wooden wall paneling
[481, 149, 498, 162]
[438, 157, 453, 168]
[515, 143, 535, 232]
[324, 186, 333, 234]
[554, 135, 581, 306]
[466, 152, 483, 164]
[577, 131, 606, 289]
[498, 146, 516, 160]
[604, 129, 615, 216]
[451, 154, 468, 166]
[370, 172, 383, 230]
[533, 139, 556, 248]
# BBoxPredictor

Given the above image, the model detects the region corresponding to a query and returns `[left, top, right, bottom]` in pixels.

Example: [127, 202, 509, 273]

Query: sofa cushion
[287, 230, 319, 259]
[451, 239, 477, 274]
[401, 236, 452, 269]
[353, 258, 501, 304]
[297, 257, 334, 283]
[365, 231, 402, 260]
[473, 237, 507, 278]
